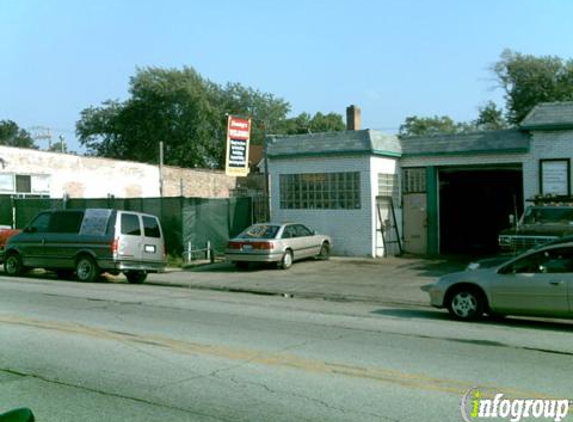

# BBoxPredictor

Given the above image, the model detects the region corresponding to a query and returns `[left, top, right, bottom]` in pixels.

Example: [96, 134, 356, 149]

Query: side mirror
[312, 230, 318, 235]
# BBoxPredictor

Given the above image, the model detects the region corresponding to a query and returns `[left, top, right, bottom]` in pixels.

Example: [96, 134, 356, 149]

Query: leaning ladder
[376, 196, 402, 257]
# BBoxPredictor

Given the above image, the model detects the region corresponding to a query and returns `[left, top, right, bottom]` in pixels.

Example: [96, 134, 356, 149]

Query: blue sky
[1, 0, 573, 152]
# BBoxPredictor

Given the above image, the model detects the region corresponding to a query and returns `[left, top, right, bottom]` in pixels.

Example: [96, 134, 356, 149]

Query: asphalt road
[1, 276, 572, 421]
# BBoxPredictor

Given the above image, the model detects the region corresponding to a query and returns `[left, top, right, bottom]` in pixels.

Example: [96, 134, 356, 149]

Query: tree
[398, 115, 470, 137]
[0, 120, 37, 148]
[474, 101, 508, 131]
[493, 49, 573, 124]
[77, 66, 345, 168]
[48, 136, 68, 153]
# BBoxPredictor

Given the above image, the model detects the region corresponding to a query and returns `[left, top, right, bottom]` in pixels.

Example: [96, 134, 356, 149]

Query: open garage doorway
[439, 166, 523, 255]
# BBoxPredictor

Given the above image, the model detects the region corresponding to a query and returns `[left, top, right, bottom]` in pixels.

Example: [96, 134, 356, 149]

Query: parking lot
[145, 256, 469, 306]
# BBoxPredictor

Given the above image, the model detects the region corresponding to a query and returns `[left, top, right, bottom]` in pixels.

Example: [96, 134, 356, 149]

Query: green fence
[9, 196, 253, 257]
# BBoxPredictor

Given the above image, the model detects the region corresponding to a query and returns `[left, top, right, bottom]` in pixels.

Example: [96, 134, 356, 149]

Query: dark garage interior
[439, 167, 523, 255]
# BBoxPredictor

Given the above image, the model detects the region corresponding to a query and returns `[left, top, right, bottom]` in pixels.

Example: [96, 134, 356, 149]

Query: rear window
[121, 214, 141, 236]
[142, 216, 161, 238]
[239, 224, 280, 239]
[48, 211, 84, 233]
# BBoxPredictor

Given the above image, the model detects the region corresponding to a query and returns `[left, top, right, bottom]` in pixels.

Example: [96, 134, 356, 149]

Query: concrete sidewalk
[146, 256, 470, 307]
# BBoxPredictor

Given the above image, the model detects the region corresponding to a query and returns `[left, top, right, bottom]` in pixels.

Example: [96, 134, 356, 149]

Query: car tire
[447, 287, 485, 321]
[75, 256, 100, 283]
[126, 270, 147, 284]
[279, 250, 293, 270]
[317, 243, 330, 260]
[4, 252, 25, 276]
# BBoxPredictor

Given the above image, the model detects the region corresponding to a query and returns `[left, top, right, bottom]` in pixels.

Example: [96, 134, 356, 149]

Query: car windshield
[239, 224, 280, 239]
[522, 207, 573, 224]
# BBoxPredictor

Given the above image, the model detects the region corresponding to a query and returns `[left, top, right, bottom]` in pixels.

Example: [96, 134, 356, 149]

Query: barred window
[378, 173, 399, 205]
[402, 168, 426, 193]
[279, 172, 361, 210]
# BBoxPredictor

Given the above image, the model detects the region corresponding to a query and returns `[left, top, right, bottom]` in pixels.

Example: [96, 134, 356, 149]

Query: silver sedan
[225, 223, 332, 269]
[421, 241, 573, 321]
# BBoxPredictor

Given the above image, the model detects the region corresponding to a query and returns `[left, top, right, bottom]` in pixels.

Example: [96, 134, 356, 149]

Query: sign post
[225, 115, 251, 177]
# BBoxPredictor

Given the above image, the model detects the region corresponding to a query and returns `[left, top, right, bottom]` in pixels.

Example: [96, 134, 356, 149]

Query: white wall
[370, 156, 400, 257]
[524, 130, 573, 200]
[269, 155, 374, 256]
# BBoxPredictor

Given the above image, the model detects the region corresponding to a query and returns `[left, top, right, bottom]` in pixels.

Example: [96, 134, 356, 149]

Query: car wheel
[447, 288, 484, 321]
[126, 270, 147, 284]
[279, 250, 293, 270]
[4, 252, 24, 276]
[76, 256, 100, 283]
[317, 243, 330, 260]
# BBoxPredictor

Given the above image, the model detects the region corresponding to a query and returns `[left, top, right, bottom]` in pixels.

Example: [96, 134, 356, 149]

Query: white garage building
[267, 102, 573, 257]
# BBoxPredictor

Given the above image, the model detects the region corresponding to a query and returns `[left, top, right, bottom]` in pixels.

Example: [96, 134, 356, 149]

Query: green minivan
[3, 209, 166, 283]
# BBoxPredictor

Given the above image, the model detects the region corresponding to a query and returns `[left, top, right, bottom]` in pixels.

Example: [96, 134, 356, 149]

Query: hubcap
[452, 292, 477, 318]
[78, 260, 92, 280]
[6, 257, 18, 273]
[284, 253, 292, 268]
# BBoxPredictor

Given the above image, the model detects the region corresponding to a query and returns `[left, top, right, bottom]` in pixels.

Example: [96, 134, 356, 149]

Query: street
[1, 274, 572, 422]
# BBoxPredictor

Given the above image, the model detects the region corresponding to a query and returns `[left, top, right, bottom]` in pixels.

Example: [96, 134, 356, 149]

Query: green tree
[474, 101, 508, 131]
[493, 49, 573, 124]
[398, 115, 470, 137]
[0, 120, 37, 148]
[77, 67, 295, 168]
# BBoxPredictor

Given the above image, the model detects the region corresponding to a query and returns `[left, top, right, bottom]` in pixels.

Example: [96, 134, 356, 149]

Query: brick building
[267, 102, 573, 257]
[0, 146, 237, 199]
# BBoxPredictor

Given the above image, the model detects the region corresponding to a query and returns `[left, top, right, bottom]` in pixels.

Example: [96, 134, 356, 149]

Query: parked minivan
[3, 209, 166, 283]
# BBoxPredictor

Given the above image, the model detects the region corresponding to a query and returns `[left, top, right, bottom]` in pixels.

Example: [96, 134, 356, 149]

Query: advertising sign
[225, 115, 251, 177]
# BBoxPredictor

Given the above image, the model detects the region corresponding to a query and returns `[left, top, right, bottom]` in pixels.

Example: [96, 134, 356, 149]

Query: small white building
[267, 129, 401, 257]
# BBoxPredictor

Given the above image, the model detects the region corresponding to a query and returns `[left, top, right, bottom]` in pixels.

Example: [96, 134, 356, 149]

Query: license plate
[144, 245, 156, 253]
[241, 244, 253, 251]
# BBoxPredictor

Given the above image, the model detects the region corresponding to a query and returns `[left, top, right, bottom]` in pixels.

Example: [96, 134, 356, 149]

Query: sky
[1, 0, 573, 153]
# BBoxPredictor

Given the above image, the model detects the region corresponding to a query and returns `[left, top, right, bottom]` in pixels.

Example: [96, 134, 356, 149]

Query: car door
[293, 224, 321, 258]
[117, 212, 143, 263]
[141, 215, 165, 264]
[18, 211, 52, 267]
[490, 247, 572, 317]
[281, 225, 305, 259]
[42, 210, 85, 267]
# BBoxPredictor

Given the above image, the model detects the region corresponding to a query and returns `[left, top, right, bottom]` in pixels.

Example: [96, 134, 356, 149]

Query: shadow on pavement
[372, 307, 573, 333]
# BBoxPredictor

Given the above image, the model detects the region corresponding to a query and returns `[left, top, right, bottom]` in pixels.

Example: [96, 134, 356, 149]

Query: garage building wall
[269, 155, 375, 256]
[370, 156, 400, 257]
[524, 130, 573, 200]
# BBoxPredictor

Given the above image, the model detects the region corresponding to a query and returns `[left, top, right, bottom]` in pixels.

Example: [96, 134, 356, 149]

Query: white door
[403, 193, 427, 254]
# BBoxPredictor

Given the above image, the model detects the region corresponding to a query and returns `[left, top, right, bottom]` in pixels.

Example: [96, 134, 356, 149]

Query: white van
[4, 209, 166, 283]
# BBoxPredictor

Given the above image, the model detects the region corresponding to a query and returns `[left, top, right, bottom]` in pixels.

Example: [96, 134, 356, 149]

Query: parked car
[498, 204, 573, 252]
[3, 209, 166, 283]
[225, 223, 331, 269]
[0, 227, 22, 263]
[421, 240, 573, 321]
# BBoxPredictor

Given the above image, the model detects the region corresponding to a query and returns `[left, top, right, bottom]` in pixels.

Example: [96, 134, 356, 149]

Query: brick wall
[162, 166, 237, 198]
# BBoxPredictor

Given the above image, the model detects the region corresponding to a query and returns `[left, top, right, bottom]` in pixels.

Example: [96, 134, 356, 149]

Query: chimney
[346, 105, 361, 130]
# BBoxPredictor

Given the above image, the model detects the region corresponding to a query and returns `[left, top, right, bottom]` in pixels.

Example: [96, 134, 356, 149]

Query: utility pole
[29, 126, 53, 149]
[159, 141, 164, 197]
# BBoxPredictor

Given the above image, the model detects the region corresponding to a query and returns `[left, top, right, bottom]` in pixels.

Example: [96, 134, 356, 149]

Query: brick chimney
[346, 105, 361, 130]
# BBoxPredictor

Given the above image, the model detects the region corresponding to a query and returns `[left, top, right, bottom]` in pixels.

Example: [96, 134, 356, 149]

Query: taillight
[111, 238, 119, 254]
[253, 242, 273, 250]
[227, 241, 241, 249]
